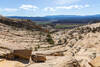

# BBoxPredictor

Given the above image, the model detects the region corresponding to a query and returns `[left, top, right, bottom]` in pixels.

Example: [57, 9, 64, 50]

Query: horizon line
[4, 14, 100, 17]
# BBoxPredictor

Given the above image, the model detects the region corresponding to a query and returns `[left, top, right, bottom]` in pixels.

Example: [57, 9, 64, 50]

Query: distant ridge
[0, 16, 49, 32]
[7, 14, 100, 24]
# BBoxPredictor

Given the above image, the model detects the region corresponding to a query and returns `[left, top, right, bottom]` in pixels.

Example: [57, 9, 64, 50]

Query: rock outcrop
[50, 22, 100, 67]
[89, 56, 100, 67]
[27, 56, 80, 67]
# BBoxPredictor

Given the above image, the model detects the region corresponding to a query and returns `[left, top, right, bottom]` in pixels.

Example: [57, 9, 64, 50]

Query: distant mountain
[7, 14, 100, 24]
[7, 16, 50, 21]
[52, 15, 100, 24]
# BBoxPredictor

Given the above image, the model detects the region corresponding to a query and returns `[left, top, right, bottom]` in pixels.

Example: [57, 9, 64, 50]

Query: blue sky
[0, 0, 100, 16]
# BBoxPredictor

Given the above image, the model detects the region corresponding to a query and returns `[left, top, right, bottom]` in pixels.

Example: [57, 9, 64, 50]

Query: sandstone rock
[89, 56, 100, 67]
[79, 59, 91, 67]
[13, 50, 32, 60]
[0, 60, 25, 67]
[55, 56, 80, 67]
[50, 52, 64, 56]
[31, 55, 46, 62]
[33, 49, 65, 57]
[27, 56, 80, 67]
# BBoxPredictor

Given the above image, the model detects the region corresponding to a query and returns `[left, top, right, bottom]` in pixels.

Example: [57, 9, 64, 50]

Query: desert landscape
[0, 15, 100, 67]
[0, 0, 100, 67]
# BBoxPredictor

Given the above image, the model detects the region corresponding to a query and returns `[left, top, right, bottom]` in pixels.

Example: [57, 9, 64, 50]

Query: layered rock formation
[29, 22, 100, 67]
[0, 16, 50, 63]
[50, 23, 100, 67]
[0, 16, 100, 67]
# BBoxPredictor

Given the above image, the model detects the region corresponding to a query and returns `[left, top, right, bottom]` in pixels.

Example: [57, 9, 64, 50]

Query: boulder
[13, 50, 32, 60]
[3, 49, 32, 60]
[31, 55, 46, 62]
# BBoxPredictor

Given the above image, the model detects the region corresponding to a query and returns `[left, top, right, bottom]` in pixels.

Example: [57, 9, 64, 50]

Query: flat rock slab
[27, 56, 79, 67]
[90, 56, 100, 67]
[0, 59, 25, 67]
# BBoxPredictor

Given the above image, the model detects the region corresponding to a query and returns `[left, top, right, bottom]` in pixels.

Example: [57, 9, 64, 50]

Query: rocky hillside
[28, 22, 100, 67]
[49, 22, 100, 67]
[0, 16, 100, 67]
[0, 16, 52, 56]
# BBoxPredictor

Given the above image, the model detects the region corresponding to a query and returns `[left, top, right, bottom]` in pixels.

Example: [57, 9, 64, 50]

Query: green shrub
[46, 34, 54, 44]
[34, 47, 38, 51]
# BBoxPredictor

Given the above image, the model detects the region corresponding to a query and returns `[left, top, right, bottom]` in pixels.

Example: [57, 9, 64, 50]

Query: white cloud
[3, 8, 18, 12]
[20, 4, 38, 11]
[84, 4, 90, 7]
[43, 4, 90, 12]
[54, 0, 81, 5]
[44, 7, 56, 12]
[56, 4, 90, 10]
[0, 4, 39, 12]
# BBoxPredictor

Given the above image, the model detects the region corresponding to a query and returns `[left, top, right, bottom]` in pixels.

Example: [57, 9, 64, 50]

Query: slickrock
[27, 56, 80, 67]
[89, 56, 100, 67]
[1, 16, 100, 67]
[0, 59, 25, 67]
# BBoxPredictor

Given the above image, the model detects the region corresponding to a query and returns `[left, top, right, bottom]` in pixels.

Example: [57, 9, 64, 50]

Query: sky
[0, 0, 100, 16]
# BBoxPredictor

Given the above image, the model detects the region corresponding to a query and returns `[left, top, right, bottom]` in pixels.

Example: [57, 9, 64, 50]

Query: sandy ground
[0, 59, 25, 67]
